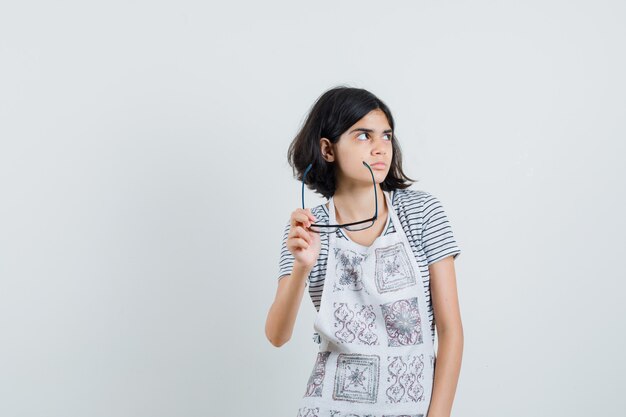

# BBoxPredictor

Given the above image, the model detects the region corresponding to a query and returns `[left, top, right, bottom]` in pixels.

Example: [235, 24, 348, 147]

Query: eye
[356, 132, 393, 141]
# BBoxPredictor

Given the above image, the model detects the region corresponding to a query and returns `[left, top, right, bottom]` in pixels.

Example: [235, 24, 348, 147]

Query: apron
[297, 190, 435, 417]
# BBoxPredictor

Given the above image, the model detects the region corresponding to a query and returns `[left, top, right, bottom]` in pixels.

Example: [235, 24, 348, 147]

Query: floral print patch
[380, 297, 423, 347]
[385, 354, 426, 403]
[382, 415, 424, 417]
[333, 302, 379, 345]
[297, 407, 319, 417]
[304, 351, 331, 397]
[333, 248, 369, 294]
[374, 242, 416, 294]
[333, 353, 380, 403]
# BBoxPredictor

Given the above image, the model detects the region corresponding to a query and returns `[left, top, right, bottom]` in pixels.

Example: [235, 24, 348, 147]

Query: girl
[265, 86, 463, 417]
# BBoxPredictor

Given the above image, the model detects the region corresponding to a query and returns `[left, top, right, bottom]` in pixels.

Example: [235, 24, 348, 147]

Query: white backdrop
[1, 1, 625, 416]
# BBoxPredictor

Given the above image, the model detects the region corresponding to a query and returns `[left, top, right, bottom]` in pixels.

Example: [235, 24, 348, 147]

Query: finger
[291, 209, 316, 229]
[289, 226, 312, 245]
[292, 212, 312, 227]
[305, 208, 317, 222]
[297, 208, 314, 220]
[290, 210, 303, 227]
[291, 237, 310, 249]
[293, 226, 312, 244]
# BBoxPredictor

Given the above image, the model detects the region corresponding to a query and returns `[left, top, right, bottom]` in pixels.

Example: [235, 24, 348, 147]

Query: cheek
[336, 157, 366, 175]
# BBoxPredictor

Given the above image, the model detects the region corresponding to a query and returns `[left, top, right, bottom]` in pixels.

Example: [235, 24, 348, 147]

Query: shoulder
[391, 188, 435, 213]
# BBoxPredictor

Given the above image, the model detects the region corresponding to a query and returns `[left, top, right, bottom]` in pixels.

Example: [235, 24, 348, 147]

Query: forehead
[346, 109, 391, 132]
[351, 109, 390, 130]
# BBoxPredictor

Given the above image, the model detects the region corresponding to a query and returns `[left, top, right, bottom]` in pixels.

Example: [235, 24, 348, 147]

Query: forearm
[427, 327, 464, 417]
[265, 261, 312, 347]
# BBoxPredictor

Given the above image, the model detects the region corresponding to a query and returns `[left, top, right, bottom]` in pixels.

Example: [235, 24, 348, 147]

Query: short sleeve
[420, 193, 461, 265]
[278, 219, 295, 281]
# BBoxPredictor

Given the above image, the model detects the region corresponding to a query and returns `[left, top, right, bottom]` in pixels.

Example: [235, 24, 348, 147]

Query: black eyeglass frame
[301, 161, 378, 233]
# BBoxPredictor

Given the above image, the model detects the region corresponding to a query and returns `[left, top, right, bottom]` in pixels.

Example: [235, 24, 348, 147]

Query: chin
[373, 171, 389, 181]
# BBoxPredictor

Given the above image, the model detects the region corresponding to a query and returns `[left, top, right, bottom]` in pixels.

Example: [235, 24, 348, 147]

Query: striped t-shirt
[278, 188, 461, 344]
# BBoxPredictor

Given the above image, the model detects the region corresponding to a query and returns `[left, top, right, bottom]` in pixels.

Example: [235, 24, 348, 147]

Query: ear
[319, 138, 335, 162]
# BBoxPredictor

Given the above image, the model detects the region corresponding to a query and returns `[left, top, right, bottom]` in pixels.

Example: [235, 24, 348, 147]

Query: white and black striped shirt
[278, 188, 461, 344]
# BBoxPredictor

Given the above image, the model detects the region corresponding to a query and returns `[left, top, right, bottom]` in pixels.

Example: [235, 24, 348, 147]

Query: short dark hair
[287, 85, 417, 199]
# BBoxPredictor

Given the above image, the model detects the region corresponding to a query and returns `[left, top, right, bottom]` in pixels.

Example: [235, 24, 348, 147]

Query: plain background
[1, 1, 625, 416]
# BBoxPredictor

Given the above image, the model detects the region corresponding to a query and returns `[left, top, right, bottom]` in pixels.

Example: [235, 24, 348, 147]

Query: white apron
[297, 190, 435, 417]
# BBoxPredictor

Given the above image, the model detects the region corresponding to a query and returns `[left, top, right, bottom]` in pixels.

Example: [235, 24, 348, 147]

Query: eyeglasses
[301, 161, 378, 233]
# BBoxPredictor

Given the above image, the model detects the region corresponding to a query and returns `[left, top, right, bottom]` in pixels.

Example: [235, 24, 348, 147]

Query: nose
[371, 137, 388, 155]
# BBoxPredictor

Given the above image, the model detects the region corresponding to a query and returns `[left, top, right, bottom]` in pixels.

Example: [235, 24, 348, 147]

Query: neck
[332, 182, 387, 223]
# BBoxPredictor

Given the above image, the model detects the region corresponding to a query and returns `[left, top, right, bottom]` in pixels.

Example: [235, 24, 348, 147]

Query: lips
[370, 162, 386, 168]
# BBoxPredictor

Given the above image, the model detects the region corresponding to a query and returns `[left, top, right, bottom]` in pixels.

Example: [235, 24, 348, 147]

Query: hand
[286, 208, 321, 270]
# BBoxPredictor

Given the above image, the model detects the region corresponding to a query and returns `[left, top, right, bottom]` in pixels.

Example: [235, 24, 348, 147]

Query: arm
[265, 261, 313, 347]
[265, 208, 319, 347]
[427, 255, 464, 417]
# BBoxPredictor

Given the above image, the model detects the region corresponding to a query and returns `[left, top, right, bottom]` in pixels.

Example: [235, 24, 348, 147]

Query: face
[320, 109, 393, 187]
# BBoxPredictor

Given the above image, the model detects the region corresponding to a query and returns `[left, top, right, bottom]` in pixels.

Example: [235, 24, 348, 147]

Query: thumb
[305, 208, 316, 221]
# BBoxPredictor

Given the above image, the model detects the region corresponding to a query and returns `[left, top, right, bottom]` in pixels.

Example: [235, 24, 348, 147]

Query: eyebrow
[349, 128, 393, 134]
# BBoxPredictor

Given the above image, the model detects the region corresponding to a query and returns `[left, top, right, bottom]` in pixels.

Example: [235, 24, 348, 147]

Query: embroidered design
[385, 354, 426, 403]
[382, 415, 424, 417]
[333, 302, 379, 345]
[380, 297, 423, 347]
[304, 351, 331, 397]
[297, 407, 319, 417]
[333, 248, 369, 293]
[375, 242, 416, 293]
[330, 412, 375, 417]
[333, 353, 380, 403]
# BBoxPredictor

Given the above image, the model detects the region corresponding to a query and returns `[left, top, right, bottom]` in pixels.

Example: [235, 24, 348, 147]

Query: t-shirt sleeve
[420, 193, 461, 265]
[278, 219, 295, 281]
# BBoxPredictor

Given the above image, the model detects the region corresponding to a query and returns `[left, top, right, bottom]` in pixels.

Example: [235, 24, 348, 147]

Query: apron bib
[297, 190, 435, 417]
